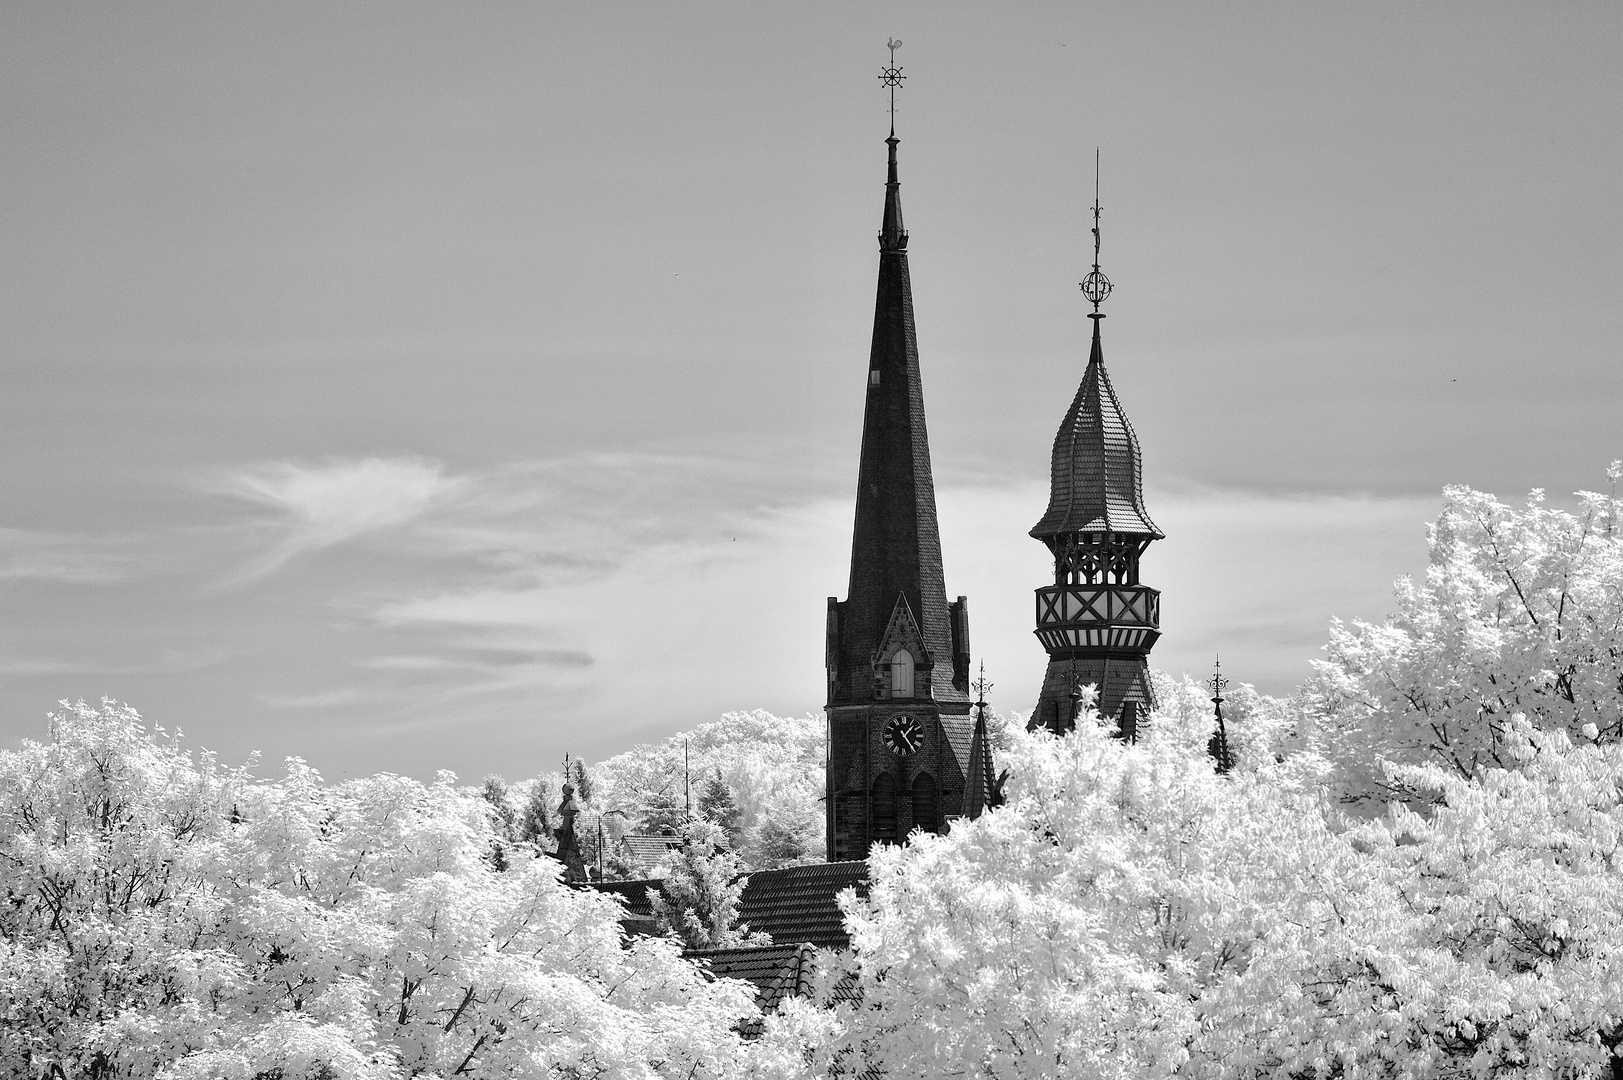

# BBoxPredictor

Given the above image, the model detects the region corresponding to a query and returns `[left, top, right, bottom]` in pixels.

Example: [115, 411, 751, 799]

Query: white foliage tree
[648, 819, 767, 951]
[588, 711, 825, 869]
[819, 707, 1623, 1080]
[0, 700, 769, 1079]
[1308, 467, 1623, 802]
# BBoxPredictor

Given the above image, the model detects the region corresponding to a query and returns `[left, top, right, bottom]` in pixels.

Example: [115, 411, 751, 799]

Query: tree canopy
[0, 701, 771, 1079]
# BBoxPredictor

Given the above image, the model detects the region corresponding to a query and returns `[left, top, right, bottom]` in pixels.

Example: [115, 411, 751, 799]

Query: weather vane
[1080, 148, 1112, 314]
[879, 38, 905, 132]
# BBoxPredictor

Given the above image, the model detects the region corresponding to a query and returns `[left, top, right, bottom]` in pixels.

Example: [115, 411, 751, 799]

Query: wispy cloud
[0, 527, 141, 583]
[259, 687, 383, 710]
[212, 456, 458, 583]
[0, 644, 235, 677]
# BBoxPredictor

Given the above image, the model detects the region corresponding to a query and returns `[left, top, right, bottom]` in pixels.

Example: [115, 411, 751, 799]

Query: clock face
[883, 714, 925, 757]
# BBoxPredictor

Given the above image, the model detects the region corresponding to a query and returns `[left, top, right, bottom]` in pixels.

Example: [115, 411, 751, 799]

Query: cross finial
[1080, 147, 1112, 314]
[879, 38, 905, 134]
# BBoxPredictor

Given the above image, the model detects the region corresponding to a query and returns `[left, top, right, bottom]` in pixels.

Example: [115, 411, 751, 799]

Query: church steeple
[824, 49, 982, 863]
[1030, 161, 1163, 736]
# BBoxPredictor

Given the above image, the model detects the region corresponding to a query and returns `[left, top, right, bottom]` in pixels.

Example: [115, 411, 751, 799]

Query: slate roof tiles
[1030, 317, 1161, 540]
[735, 860, 869, 951]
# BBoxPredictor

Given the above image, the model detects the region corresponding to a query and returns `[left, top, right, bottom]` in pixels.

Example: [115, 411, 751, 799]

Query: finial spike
[1080, 148, 1112, 313]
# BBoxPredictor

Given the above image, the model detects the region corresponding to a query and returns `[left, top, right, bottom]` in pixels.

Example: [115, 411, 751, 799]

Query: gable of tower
[872, 594, 930, 699]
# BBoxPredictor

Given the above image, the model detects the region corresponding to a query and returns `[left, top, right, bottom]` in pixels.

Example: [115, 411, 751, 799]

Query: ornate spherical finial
[1080, 269, 1112, 307]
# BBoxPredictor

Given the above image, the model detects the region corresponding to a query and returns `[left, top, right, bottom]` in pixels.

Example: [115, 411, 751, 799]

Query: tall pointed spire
[825, 47, 977, 863]
[1029, 156, 1164, 736]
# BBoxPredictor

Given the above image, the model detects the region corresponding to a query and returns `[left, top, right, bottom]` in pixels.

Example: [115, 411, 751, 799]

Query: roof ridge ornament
[1080, 148, 1112, 317]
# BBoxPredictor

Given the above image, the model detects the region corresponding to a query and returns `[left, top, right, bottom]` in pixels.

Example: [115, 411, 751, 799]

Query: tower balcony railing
[1033, 584, 1160, 653]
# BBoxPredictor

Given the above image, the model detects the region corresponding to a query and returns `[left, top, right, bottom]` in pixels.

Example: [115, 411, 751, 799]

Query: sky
[1, 3, 1618, 781]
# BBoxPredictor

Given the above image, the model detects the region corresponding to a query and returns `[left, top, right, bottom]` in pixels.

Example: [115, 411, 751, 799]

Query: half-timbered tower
[823, 126, 990, 862]
[1029, 188, 1163, 736]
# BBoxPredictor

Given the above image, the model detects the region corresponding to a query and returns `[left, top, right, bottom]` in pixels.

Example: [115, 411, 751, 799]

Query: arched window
[891, 649, 914, 697]
[911, 772, 938, 835]
[871, 773, 898, 844]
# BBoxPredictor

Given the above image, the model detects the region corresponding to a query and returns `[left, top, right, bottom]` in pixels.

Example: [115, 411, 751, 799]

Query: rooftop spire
[1207, 657, 1234, 774]
[829, 44, 964, 711]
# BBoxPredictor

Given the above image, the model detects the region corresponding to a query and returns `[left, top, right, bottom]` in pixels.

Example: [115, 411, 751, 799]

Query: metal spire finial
[1206, 655, 1229, 703]
[879, 38, 905, 134]
[972, 660, 993, 723]
[1080, 148, 1112, 314]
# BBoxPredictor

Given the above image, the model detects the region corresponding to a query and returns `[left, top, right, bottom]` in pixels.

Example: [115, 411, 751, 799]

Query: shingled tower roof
[1030, 316, 1162, 541]
[831, 133, 966, 706]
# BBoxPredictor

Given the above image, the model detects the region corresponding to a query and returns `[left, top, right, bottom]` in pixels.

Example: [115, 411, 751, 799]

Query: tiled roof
[688, 942, 862, 1039]
[1030, 318, 1161, 540]
[588, 878, 662, 932]
[620, 832, 683, 866]
[688, 942, 821, 1015]
[736, 860, 869, 950]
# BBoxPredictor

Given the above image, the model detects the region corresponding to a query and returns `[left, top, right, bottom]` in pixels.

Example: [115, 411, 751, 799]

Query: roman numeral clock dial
[883, 714, 924, 756]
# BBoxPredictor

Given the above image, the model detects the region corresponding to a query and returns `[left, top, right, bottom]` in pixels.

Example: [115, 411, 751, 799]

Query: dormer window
[891, 649, 914, 697]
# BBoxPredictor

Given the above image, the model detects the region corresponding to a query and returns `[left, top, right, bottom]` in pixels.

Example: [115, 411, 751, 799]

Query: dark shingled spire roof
[1030, 317, 1162, 540]
[832, 132, 965, 706]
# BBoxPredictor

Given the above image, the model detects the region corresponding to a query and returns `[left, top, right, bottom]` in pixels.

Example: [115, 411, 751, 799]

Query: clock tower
[823, 92, 992, 862]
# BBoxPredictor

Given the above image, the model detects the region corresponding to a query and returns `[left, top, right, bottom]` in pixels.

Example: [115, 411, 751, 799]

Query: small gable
[872, 594, 929, 699]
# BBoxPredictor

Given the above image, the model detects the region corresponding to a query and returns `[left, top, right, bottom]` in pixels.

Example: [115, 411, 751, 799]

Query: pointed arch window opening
[891, 649, 915, 697]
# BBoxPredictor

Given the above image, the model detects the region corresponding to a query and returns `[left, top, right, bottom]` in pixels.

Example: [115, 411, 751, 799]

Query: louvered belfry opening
[870, 773, 899, 844]
[1029, 314, 1163, 737]
[910, 773, 938, 834]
